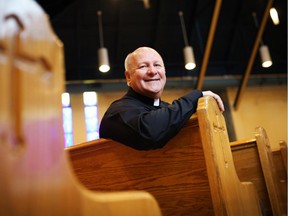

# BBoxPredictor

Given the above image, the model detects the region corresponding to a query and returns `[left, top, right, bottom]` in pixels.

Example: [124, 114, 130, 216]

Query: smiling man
[99, 47, 224, 150]
[124, 47, 166, 100]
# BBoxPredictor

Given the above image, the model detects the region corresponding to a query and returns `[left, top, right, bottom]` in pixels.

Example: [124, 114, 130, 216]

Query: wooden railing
[0, 1, 161, 215]
[67, 96, 263, 216]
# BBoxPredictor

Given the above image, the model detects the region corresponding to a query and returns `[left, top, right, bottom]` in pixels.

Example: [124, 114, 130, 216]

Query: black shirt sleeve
[100, 90, 203, 150]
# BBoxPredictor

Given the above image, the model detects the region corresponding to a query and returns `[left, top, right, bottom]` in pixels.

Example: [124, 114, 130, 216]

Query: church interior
[0, 0, 287, 215]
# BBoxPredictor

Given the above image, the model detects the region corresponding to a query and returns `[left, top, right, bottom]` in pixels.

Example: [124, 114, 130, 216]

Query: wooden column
[196, 0, 222, 90]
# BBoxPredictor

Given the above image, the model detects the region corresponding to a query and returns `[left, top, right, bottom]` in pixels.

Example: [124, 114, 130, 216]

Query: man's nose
[147, 66, 158, 75]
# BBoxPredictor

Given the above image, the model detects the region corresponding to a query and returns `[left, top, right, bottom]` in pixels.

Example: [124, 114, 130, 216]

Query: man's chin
[146, 87, 161, 93]
[145, 89, 162, 98]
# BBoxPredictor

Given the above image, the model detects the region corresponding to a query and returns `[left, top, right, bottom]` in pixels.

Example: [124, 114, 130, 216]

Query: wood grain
[231, 136, 287, 216]
[68, 117, 214, 216]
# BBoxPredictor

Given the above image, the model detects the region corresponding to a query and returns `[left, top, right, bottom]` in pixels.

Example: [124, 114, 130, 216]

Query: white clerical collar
[153, 98, 160, 106]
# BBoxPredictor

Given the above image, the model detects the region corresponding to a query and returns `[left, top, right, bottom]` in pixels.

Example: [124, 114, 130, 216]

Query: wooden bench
[255, 128, 287, 216]
[0, 1, 161, 215]
[230, 129, 287, 216]
[230, 138, 272, 215]
[67, 96, 262, 216]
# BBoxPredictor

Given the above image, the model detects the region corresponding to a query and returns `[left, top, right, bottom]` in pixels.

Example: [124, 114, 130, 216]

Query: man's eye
[138, 65, 147, 69]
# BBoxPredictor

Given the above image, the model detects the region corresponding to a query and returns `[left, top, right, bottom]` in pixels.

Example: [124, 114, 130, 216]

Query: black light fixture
[97, 10, 110, 73]
[179, 11, 196, 70]
[253, 12, 273, 68]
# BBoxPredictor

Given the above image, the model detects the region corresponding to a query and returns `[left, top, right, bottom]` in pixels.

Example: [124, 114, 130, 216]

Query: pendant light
[252, 12, 273, 68]
[97, 11, 110, 73]
[179, 11, 196, 70]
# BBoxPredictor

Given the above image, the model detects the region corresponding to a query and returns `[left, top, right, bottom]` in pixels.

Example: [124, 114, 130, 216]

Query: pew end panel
[197, 96, 262, 216]
[230, 139, 272, 215]
[0, 1, 162, 215]
[231, 136, 288, 216]
[255, 127, 287, 216]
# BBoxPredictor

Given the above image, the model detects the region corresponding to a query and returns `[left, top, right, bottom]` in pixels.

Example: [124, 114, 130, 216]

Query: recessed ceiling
[36, 0, 287, 82]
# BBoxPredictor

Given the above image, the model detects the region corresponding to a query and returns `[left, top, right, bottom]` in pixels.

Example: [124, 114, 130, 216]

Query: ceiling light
[97, 11, 110, 73]
[259, 45, 272, 68]
[98, 47, 110, 73]
[270, 8, 280, 25]
[252, 12, 273, 68]
[183, 46, 196, 70]
[179, 11, 196, 70]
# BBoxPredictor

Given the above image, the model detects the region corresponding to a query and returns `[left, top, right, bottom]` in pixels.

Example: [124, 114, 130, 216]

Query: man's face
[125, 48, 166, 99]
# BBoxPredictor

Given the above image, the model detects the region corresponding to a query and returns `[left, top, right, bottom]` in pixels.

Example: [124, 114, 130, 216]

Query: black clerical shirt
[99, 87, 203, 150]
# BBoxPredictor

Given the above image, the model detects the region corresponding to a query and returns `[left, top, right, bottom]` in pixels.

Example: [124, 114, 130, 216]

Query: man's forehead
[132, 49, 163, 62]
[134, 47, 158, 55]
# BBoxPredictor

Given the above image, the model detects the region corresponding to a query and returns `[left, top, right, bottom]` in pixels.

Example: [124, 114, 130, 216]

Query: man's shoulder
[108, 96, 143, 110]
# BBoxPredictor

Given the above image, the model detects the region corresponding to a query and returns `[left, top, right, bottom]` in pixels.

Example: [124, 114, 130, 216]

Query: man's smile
[144, 78, 160, 82]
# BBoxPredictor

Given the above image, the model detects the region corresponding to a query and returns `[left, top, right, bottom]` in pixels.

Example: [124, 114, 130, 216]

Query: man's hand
[202, 91, 225, 112]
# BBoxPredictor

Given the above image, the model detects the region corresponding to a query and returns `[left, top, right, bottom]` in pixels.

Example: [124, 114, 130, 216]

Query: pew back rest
[67, 115, 215, 216]
[0, 1, 161, 215]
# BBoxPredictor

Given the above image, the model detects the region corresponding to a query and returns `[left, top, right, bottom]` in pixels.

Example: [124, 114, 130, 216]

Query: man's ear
[125, 71, 131, 86]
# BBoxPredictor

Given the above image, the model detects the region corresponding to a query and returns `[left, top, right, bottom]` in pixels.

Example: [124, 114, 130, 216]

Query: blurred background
[35, 0, 286, 82]
[35, 0, 287, 148]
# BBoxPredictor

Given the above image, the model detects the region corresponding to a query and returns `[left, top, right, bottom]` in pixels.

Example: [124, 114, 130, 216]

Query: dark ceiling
[36, 0, 287, 83]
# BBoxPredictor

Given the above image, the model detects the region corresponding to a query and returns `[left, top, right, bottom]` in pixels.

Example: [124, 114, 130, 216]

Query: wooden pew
[0, 1, 162, 215]
[67, 116, 214, 216]
[230, 129, 287, 216]
[67, 96, 262, 216]
[230, 138, 272, 215]
[255, 128, 287, 216]
[197, 96, 262, 215]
